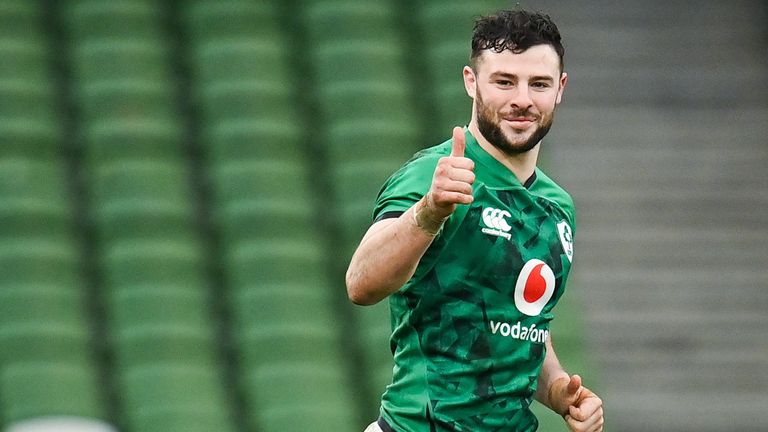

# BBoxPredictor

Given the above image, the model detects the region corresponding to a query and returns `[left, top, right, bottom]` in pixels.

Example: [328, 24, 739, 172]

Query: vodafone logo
[514, 259, 556, 316]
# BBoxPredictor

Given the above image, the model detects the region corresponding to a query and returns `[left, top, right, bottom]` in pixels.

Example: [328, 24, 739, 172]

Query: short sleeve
[372, 152, 442, 223]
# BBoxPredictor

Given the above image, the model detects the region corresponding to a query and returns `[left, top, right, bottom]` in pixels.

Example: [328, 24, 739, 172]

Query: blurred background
[0, 0, 766, 431]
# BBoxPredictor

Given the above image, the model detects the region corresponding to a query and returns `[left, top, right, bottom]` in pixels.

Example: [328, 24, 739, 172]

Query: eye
[496, 80, 513, 87]
[531, 82, 551, 89]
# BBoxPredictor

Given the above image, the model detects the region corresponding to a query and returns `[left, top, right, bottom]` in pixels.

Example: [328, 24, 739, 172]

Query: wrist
[547, 376, 571, 416]
[411, 197, 446, 236]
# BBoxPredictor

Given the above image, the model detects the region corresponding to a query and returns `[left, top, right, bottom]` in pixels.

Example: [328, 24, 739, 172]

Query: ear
[556, 72, 568, 105]
[463, 66, 477, 99]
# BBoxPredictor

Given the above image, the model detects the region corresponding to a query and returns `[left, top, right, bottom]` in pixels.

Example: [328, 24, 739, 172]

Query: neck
[468, 121, 539, 184]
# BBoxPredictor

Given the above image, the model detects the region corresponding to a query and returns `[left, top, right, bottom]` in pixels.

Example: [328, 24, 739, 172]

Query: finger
[568, 405, 582, 421]
[567, 375, 582, 395]
[448, 168, 475, 185]
[447, 157, 475, 173]
[439, 180, 474, 196]
[567, 405, 603, 432]
[580, 407, 604, 432]
[565, 415, 580, 431]
[451, 126, 465, 157]
[433, 191, 473, 206]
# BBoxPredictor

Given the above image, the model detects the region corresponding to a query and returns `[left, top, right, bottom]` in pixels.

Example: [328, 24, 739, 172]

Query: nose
[509, 85, 533, 110]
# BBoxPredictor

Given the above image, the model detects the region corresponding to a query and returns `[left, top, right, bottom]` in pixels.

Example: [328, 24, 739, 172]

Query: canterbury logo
[481, 207, 512, 240]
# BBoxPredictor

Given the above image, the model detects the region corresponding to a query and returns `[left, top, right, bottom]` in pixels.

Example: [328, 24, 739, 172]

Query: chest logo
[557, 221, 574, 262]
[514, 259, 556, 316]
[481, 207, 512, 240]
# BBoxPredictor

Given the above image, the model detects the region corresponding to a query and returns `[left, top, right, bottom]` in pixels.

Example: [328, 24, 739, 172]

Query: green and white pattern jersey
[372, 129, 576, 432]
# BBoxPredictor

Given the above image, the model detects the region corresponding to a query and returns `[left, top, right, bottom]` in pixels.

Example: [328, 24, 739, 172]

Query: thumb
[567, 374, 582, 396]
[451, 126, 465, 157]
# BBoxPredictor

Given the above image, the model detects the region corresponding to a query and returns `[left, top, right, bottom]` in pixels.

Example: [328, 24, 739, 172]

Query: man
[346, 9, 604, 432]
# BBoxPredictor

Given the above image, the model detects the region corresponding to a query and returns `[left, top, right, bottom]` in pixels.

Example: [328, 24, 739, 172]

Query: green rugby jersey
[372, 129, 576, 432]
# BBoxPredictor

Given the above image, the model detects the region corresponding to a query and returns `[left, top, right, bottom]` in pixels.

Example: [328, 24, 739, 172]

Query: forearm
[346, 200, 439, 305]
[534, 337, 570, 414]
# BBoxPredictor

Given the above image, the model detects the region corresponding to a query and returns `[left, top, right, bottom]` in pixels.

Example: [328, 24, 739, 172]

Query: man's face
[465, 44, 567, 155]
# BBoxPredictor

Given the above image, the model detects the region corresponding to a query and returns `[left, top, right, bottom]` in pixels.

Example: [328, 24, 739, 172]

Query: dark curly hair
[471, 9, 564, 71]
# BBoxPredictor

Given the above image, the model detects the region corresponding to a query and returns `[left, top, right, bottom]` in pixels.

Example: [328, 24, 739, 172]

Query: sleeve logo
[557, 220, 574, 262]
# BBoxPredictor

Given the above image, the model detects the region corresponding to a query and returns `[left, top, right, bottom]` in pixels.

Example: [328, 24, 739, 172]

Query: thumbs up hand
[412, 127, 475, 235]
[549, 375, 605, 432]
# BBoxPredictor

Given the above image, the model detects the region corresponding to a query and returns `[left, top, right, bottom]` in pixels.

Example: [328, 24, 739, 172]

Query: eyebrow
[490, 72, 555, 82]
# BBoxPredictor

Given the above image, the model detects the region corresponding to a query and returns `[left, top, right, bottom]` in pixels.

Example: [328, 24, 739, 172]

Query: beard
[475, 88, 555, 156]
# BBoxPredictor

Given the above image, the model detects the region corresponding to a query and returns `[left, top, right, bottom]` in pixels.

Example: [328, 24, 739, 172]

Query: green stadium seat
[0, 362, 106, 423]
[190, 39, 289, 86]
[209, 159, 311, 205]
[0, 240, 81, 287]
[0, 286, 88, 330]
[229, 285, 339, 331]
[0, 40, 50, 82]
[317, 81, 416, 125]
[88, 161, 193, 214]
[0, 323, 91, 366]
[199, 80, 295, 126]
[353, 302, 394, 401]
[215, 199, 318, 247]
[312, 41, 408, 86]
[106, 287, 212, 330]
[182, 0, 281, 41]
[70, 40, 171, 83]
[74, 79, 178, 125]
[100, 239, 206, 290]
[224, 240, 327, 288]
[118, 364, 230, 416]
[81, 117, 185, 166]
[0, 80, 55, 122]
[62, 0, 164, 41]
[322, 119, 420, 171]
[0, 118, 60, 158]
[0, 1, 45, 41]
[0, 158, 71, 203]
[236, 325, 343, 369]
[418, 2, 491, 43]
[201, 119, 304, 165]
[129, 408, 234, 432]
[257, 405, 358, 432]
[94, 207, 197, 246]
[301, 0, 400, 44]
[0, 200, 72, 241]
[331, 158, 404, 191]
[243, 363, 354, 416]
[111, 324, 217, 370]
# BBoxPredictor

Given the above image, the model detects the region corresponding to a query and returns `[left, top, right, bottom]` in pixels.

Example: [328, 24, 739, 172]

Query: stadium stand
[56, 0, 235, 431]
[180, 1, 358, 430]
[297, 0, 424, 415]
[0, 1, 113, 431]
[20, 0, 740, 430]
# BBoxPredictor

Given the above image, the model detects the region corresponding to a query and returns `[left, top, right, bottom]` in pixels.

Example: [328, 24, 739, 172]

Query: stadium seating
[180, 0, 358, 430]
[59, 1, 236, 431]
[298, 0, 424, 410]
[0, 4, 110, 427]
[0, 1, 61, 160]
[0, 1, 603, 430]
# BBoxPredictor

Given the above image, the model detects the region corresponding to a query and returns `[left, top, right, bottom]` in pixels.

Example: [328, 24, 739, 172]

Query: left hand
[549, 374, 604, 432]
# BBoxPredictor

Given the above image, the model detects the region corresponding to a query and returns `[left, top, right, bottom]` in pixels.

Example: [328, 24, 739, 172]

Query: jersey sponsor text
[489, 320, 549, 344]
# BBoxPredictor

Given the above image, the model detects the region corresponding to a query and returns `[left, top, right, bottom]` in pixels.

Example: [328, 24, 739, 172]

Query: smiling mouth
[503, 116, 536, 122]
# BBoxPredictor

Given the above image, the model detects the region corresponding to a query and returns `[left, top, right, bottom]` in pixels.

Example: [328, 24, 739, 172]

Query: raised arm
[345, 127, 475, 305]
